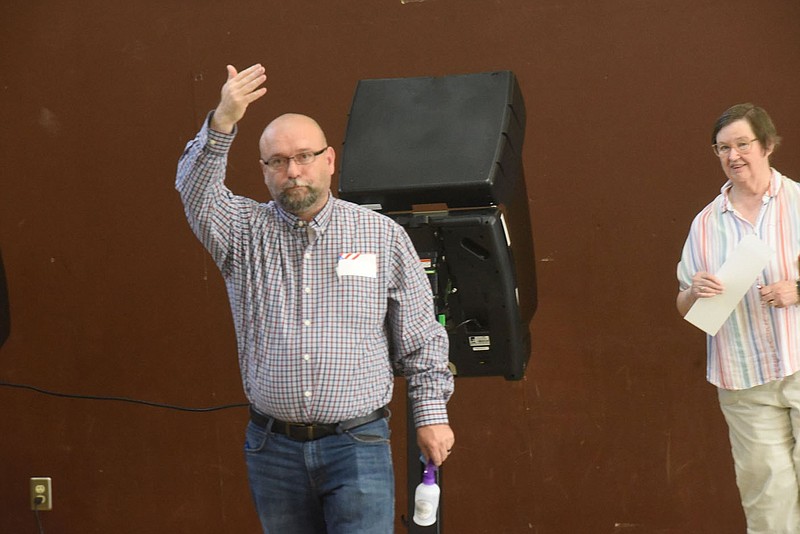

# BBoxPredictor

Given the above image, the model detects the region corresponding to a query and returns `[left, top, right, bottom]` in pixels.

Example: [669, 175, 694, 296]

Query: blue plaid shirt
[176, 118, 453, 426]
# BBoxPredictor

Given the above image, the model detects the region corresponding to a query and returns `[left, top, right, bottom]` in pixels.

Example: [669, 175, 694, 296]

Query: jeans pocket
[718, 387, 741, 406]
[244, 421, 270, 453]
[345, 418, 391, 445]
[347, 432, 390, 444]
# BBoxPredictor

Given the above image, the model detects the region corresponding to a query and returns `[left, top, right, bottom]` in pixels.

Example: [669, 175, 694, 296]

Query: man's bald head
[259, 113, 328, 157]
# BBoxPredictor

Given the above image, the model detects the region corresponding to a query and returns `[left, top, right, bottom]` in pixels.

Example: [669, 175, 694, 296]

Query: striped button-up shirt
[677, 169, 800, 390]
[176, 118, 453, 426]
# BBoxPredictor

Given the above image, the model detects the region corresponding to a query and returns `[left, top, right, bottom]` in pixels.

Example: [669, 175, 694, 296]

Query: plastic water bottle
[413, 460, 440, 526]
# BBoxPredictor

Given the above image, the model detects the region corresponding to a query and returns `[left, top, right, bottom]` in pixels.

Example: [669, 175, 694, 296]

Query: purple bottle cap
[422, 460, 438, 485]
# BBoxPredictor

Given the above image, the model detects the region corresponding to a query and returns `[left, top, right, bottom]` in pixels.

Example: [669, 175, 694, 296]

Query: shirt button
[304, 390, 312, 398]
[304, 253, 312, 259]
[303, 319, 311, 326]
[303, 354, 311, 361]
[304, 287, 312, 294]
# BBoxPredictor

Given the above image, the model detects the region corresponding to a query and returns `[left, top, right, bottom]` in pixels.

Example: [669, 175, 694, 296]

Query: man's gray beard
[278, 186, 320, 215]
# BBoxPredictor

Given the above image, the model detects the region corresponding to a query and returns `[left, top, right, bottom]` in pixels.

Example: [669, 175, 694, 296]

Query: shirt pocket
[336, 276, 385, 326]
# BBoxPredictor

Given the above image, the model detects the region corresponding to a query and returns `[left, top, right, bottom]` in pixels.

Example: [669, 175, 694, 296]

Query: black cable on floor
[0, 381, 248, 412]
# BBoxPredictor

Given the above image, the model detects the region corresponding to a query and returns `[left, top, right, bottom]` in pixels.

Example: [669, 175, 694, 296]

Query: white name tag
[336, 253, 377, 278]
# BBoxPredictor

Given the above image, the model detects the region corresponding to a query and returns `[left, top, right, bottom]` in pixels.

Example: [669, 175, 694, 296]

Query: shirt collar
[274, 192, 334, 232]
[720, 168, 781, 212]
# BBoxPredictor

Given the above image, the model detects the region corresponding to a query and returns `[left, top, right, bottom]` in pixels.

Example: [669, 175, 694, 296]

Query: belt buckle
[287, 423, 316, 441]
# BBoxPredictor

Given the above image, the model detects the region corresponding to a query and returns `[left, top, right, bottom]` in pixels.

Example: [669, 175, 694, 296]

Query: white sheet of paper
[684, 235, 773, 336]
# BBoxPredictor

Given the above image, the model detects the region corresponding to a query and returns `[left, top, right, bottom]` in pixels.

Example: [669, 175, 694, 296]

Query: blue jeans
[244, 416, 395, 534]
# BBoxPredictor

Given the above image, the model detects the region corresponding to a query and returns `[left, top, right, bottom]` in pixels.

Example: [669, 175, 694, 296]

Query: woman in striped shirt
[677, 103, 800, 533]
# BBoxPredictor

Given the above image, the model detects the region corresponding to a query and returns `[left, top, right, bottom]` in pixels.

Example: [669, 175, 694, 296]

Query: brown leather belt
[249, 406, 389, 442]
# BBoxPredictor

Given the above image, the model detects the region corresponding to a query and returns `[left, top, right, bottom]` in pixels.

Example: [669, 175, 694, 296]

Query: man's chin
[279, 189, 319, 214]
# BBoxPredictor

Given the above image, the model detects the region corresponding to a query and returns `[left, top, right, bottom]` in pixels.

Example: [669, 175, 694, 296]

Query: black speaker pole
[406, 251, 446, 533]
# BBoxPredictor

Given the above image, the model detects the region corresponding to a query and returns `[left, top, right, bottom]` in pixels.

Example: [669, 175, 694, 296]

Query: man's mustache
[284, 179, 308, 190]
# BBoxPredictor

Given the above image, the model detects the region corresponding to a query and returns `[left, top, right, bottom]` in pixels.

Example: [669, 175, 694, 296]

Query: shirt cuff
[203, 111, 237, 156]
[412, 400, 450, 428]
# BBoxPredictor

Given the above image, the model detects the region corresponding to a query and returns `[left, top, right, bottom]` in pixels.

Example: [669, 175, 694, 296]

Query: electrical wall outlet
[30, 477, 52, 511]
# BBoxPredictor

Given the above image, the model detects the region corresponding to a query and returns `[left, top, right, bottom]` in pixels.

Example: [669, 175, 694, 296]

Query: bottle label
[414, 500, 434, 520]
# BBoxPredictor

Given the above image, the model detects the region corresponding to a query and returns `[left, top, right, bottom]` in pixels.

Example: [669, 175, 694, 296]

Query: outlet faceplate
[30, 477, 52, 511]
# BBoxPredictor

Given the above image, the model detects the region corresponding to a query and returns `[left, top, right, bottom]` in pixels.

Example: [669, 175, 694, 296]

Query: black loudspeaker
[394, 209, 531, 380]
[338, 71, 536, 380]
[338, 71, 525, 211]
[0, 248, 9, 349]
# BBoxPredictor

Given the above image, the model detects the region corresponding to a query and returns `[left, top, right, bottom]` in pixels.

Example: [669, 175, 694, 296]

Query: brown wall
[2, 1, 800, 532]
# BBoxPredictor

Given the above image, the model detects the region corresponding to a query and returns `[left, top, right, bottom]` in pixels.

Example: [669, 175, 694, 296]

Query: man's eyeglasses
[261, 147, 328, 171]
[712, 139, 759, 157]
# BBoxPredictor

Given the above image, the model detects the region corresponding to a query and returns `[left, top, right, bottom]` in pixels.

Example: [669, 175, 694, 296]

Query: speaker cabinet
[338, 71, 525, 211]
[338, 71, 536, 379]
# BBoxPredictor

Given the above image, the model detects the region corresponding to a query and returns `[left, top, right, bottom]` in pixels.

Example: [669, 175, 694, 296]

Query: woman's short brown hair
[712, 103, 781, 153]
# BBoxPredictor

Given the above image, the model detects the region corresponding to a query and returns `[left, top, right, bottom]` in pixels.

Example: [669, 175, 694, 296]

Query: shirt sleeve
[676, 212, 707, 292]
[386, 223, 454, 427]
[175, 113, 257, 276]
[677, 239, 695, 291]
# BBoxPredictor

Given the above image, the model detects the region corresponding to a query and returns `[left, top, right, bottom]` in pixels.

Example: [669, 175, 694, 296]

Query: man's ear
[325, 146, 336, 173]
